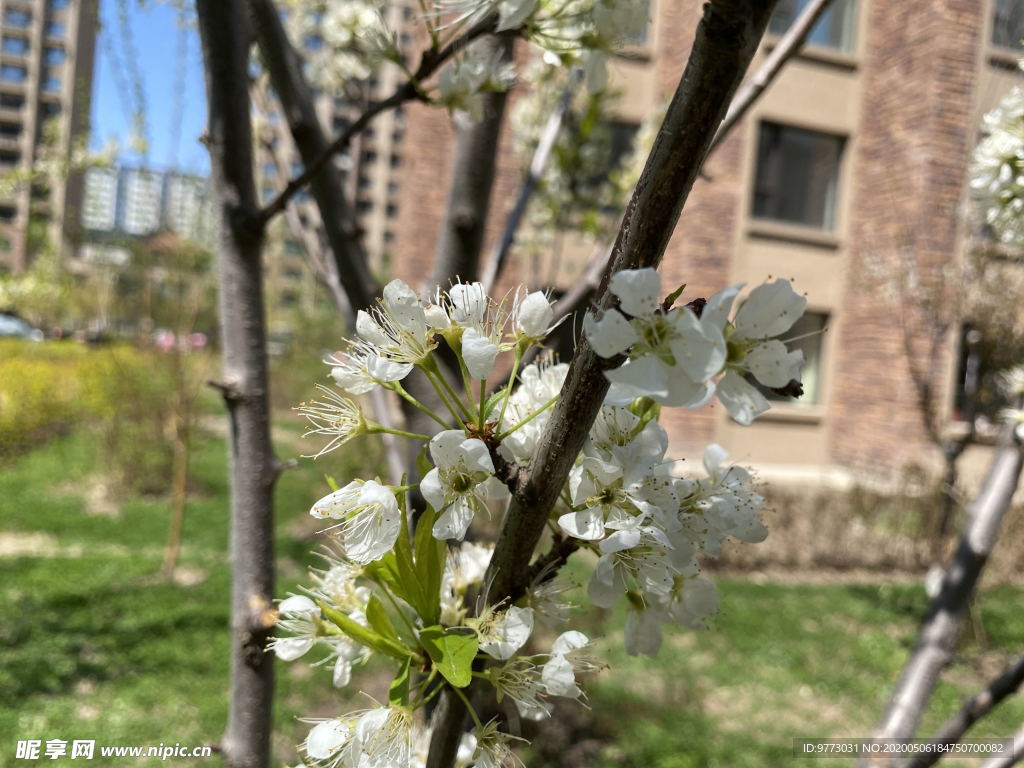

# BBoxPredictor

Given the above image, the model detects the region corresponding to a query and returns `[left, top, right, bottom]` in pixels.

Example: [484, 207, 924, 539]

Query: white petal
[273, 635, 315, 661]
[541, 653, 579, 697]
[429, 429, 470, 468]
[746, 340, 803, 388]
[587, 556, 625, 608]
[366, 354, 412, 383]
[515, 291, 554, 338]
[683, 577, 720, 617]
[584, 308, 637, 357]
[421, 468, 446, 510]
[624, 607, 663, 657]
[462, 327, 499, 380]
[461, 437, 496, 474]
[716, 371, 770, 426]
[306, 719, 350, 760]
[662, 371, 715, 409]
[332, 657, 352, 688]
[497, 0, 537, 31]
[558, 508, 605, 540]
[279, 595, 319, 617]
[432, 497, 475, 541]
[609, 268, 661, 318]
[356, 310, 389, 347]
[670, 309, 726, 382]
[425, 303, 450, 331]
[479, 606, 534, 660]
[310, 481, 361, 519]
[604, 355, 670, 400]
[700, 284, 743, 333]
[551, 630, 589, 655]
[478, 475, 510, 500]
[330, 365, 376, 395]
[702, 443, 729, 476]
[732, 279, 806, 340]
[447, 282, 488, 327]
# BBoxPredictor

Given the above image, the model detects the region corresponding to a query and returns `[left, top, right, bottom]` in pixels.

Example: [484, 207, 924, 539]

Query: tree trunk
[429, 34, 516, 289]
[424, 2, 781, 765]
[196, 3, 277, 766]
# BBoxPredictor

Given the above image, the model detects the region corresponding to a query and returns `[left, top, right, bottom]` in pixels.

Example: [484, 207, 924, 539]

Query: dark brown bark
[246, 0, 379, 312]
[429, 34, 516, 289]
[424, 2, 780, 766]
[196, 2, 278, 766]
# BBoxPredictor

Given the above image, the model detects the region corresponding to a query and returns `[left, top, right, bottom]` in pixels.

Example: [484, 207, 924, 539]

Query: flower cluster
[971, 70, 1024, 247]
[278, 272, 792, 766]
[585, 268, 808, 425]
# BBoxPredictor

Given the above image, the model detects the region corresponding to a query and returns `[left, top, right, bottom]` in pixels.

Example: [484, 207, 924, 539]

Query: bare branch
[254, 15, 498, 228]
[707, 0, 837, 156]
[479, 69, 582, 293]
[424, 2, 781, 765]
[865, 413, 1024, 765]
[904, 654, 1024, 768]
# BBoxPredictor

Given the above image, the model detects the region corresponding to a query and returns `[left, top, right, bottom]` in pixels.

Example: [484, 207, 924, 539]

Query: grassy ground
[2, 429, 1022, 767]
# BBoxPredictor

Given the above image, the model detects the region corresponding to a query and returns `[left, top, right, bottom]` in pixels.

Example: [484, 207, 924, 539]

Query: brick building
[391, 0, 1024, 485]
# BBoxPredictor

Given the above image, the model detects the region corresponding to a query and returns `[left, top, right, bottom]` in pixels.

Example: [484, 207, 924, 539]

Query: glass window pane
[1, 65, 27, 84]
[992, 0, 1024, 49]
[752, 122, 845, 230]
[4, 10, 30, 29]
[2, 36, 29, 55]
[769, 0, 856, 52]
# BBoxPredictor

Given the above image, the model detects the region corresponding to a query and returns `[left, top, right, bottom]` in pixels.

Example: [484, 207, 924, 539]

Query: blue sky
[89, 1, 208, 174]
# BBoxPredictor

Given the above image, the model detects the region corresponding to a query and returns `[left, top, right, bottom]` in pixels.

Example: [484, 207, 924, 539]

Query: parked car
[0, 313, 44, 341]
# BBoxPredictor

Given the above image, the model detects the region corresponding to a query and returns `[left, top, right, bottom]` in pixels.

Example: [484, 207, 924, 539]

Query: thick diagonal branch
[424, 3, 780, 766]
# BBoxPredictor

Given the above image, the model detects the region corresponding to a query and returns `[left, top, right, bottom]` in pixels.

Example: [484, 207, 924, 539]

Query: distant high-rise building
[78, 164, 216, 261]
[0, 0, 99, 273]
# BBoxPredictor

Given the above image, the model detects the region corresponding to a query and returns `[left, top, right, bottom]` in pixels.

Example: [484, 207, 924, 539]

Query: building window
[0, 206, 15, 222]
[50, 0, 71, 9]
[43, 75, 61, 93]
[44, 47, 66, 66]
[0, 122, 19, 139]
[0, 93, 24, 110]
[748, 311, 829, 405]
[4, 10, 30, 29]
[0, 65, 27, 84]
[41, 102, 61, 120]
[2, 36, 29, 56]
[0, 150, 19, 165]
[769, 0, 856, 52]
[752, 122, 844, 230]
[992, 0, 1024, 50]
[46, 21, 66, 38]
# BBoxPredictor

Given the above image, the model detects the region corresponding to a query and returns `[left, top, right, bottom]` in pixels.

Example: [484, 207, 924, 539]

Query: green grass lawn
[1, 429, 1022, 767]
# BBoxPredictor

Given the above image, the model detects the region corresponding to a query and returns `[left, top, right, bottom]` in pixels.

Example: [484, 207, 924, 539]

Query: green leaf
[318, 601, 413, 662]
[415, 445, 432, 483]
[413, 507, 446, 626]
[418, 625, 478, 688]
[663, 282, 687, 310]
[482, 390, 506, 421]
[365, 593, 399, 643]
[388, 658, 412, 707]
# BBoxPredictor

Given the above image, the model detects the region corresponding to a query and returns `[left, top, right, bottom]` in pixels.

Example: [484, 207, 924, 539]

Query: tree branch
[977, 722, 1024, 768]
[865, 410, 1024, 766]
[424, 3, 781, 765]
[904, 654, 1024, 768]
[479, 68, 582, 293]
[254, 15, 498, 229]
[706, 0, 836, 157]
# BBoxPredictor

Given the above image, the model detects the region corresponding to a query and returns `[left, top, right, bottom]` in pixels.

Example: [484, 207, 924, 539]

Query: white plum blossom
[498, 360, 567, 465]
[588, 525, 676, 608]
[296, 385, 368, 457]
[541, 631, 595, 698]
[971, 79, 1024, 246]
[271, 595, 321, 662]
[310, 480, 402, 564]
[422, 430, 510, 540]
[440, 542, 495, 625]
[439, 45, 517, 123]
[355, 279, 438, 372]
[475, 605, 535, 660]
[489, 657, 552, 720]
[512, 289, 556, 341]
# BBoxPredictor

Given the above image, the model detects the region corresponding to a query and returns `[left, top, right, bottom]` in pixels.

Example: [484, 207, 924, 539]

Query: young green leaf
[388, 658, 412, 707]
[418, 625, 479, 688]
[365, 593, 399, 643]
[318, 601, 413, 662]
[663, 282, 687, 310]
[413, 507, 446, 626]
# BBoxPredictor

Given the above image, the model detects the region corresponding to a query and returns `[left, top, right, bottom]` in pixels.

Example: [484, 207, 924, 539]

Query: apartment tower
[0, 0, 98, 273]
